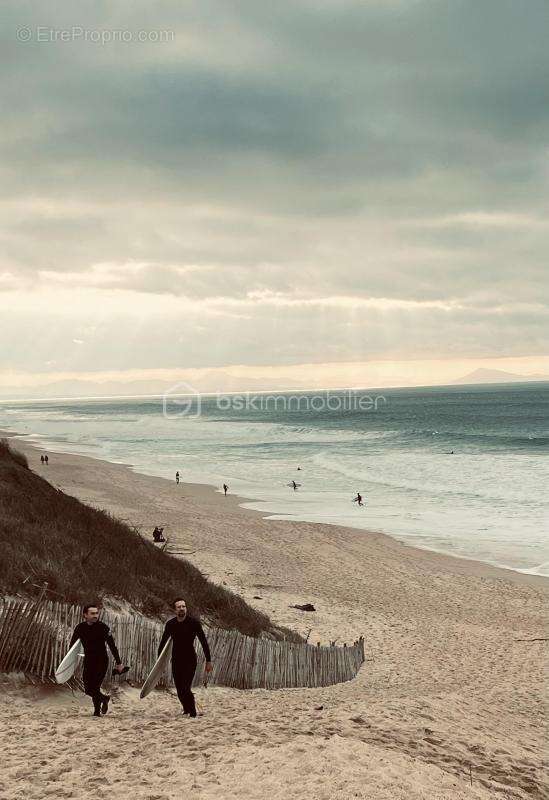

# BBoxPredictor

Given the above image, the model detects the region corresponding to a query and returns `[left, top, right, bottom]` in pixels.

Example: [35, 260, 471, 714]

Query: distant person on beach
[223, 483, 229, 496]
[153, 527, 165, 542]
[175, 472, 180, 484]
[353, 492, 363, 506]
[40, 455, 44, 465]
[44, 454, 49, 465]
[157, 598, 213, 718]
[69, 604, 126, 717]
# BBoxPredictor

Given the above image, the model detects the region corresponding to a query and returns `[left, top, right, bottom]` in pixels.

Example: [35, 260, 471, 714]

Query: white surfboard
[140, 639, 173, 699]
[55, 639, 84, 684]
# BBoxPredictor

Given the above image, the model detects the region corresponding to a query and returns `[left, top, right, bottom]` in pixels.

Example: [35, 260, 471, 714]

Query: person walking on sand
[223, 483, 229, 496]
[44, 454, 49, 465]
[353, 492, 363, 506]
[40, 455, 44, 465]
[69, 604, 126, 717]
[175, 471, 180, 484]
[157, 598, 213, 718]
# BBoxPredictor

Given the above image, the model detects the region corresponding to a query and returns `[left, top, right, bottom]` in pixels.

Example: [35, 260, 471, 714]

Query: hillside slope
[0, 440, 300, 640]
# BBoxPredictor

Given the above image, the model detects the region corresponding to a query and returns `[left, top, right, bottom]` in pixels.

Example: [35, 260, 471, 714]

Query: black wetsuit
[70, 621, 121, 713]
[158, 616, 211, 716]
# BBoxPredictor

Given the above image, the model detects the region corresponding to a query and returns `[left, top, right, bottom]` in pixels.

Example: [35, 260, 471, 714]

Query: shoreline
[2, 429, 548, 798]
[2, 427, 548, 593]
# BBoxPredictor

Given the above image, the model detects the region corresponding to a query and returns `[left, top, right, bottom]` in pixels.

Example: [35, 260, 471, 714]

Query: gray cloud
[1, 0, 548, 375]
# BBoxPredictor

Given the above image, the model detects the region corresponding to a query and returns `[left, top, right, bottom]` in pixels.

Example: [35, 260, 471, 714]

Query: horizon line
[1, 378, 548, 405]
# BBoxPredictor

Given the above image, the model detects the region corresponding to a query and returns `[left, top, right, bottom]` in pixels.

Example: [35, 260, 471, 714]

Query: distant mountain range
[0, 374, 315, 401]
[452, 368, 549, 385]
[1, 367, 547, 402]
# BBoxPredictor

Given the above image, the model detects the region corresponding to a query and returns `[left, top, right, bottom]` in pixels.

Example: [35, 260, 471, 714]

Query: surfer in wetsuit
[157, 598, 213, 717]
[353, 492, 363, 506]
[69, 604, 125, 717]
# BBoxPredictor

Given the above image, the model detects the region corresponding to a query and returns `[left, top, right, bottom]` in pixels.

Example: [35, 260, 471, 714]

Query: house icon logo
[162, 381, 202, 418]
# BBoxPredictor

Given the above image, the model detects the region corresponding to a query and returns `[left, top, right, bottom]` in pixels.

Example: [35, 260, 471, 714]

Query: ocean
[1, 383, 548, 576]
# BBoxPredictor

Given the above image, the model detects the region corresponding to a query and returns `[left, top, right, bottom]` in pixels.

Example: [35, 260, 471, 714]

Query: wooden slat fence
[0, 598, 365, 690]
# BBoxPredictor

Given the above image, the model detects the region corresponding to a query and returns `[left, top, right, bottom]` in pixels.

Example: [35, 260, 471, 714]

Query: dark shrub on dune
[0, 440, 301, 640]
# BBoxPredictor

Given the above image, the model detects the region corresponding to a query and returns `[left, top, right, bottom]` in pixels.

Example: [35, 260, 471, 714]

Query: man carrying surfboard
[69, 604, 126, 717]
[157, 598, 213, 717]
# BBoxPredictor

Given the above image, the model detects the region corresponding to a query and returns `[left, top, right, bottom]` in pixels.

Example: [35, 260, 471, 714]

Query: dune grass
[0, 439, 301, 641]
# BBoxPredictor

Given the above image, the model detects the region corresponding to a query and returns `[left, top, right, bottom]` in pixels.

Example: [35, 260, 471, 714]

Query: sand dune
[1, 439, 547, 799]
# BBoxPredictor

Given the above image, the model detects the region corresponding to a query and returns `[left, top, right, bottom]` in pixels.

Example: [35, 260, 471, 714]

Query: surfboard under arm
[140, 638, 173, 699]
[55, 639, 84, 684]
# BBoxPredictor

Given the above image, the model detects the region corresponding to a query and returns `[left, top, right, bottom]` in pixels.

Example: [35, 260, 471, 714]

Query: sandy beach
[1, 434, 547, 800]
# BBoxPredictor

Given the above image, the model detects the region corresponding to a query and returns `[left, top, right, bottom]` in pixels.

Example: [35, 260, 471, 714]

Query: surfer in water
[223, 483, 229, 496]
[157, 598, 213, 718]
[69, 604, 126, 717]
[291, 480, 298, 491]
[353, 492, 364, 506]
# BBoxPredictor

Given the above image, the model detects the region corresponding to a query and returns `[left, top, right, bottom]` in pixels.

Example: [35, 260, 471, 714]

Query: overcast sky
[1, 0, 548, 393]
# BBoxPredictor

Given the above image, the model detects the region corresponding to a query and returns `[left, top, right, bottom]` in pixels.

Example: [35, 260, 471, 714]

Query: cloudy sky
[1, 0, 548, 395]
